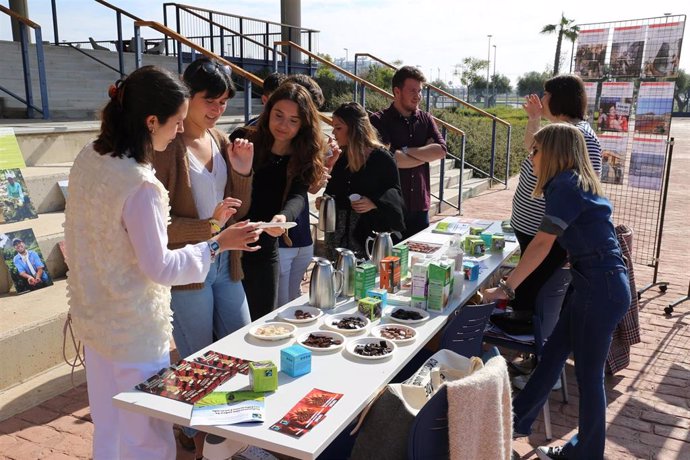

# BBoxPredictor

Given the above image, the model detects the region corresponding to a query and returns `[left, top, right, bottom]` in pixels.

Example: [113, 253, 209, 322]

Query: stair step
[0, 212, 66, 294]
[20, 163, 72, 213]
[0, 280, 76, 394]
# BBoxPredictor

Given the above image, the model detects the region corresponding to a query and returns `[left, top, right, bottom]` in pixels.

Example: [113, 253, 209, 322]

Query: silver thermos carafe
[309, 257, 343, 309]
[335, 248, 357, 297]
[318, 194, 336, 233]
[365, 231, 394, 271]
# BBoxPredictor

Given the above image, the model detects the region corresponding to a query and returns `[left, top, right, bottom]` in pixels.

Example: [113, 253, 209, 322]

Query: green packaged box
[463, 235, 485, 256]
[249, 360, 278, 392]
[392, 243, 410, 278]
[491, 234, 506, 251]
[355, 262, 377, 300]
[411, 259, 431, 310]
[427, 260, 453, 312]
[357, 296, 383, 320]
[470, 226, 484, 236]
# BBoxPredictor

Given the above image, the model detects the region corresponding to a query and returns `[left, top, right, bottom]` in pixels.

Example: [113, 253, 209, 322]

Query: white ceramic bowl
[346, 337, 396, 360]
[296, 331, 346, 352]
[248, 322, 296, 341]
[278, 305, 323, 324]
[383, 306, 430, 325]
[324, 313, 370, 334]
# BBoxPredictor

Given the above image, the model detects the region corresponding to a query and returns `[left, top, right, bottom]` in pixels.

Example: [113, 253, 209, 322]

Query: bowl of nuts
[278, 305, 323, 324]
[370, 324, 417, 345]
[297, 331, 346, 352]
[248, 322, 296, 341]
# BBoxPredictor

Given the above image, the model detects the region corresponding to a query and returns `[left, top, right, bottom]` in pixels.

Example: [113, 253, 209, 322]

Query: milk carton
[427, 259, 453, 312]
[411, 258, 431, 310]
[392, 243, 410, 279]
[355, 262, 377, 300]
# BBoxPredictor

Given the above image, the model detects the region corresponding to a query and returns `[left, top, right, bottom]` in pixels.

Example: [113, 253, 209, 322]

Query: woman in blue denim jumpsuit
[485, 123, 630, 459]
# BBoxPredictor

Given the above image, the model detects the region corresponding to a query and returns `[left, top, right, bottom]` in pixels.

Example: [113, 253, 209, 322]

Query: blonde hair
[532, 123, 603, 198]
[332, 102, 384, 172]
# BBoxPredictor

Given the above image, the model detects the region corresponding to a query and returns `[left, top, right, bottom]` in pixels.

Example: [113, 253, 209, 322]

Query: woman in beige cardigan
[153, 57, 254, 458]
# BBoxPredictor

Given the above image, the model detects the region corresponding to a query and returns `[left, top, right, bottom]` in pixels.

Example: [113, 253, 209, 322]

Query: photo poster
[610, 25, 646, 77]
[583, 82, 599, 126]
[599, 134, 628, 185]
[597, 82, 634, 134]
[635, 82, 675, 136]
[0, 228, 53, 294]
[0, 128, 26, 170]
[574, 28, 609, 79]
[643, 21, 684, 78]
[0, 169, 38, 224]
[628, 136, 666, 191]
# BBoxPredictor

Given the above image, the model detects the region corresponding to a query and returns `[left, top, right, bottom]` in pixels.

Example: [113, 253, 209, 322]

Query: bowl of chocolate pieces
[347, 337, 396, 360]
[297, 331, 346, 352]
[385, 306, 430, 325]
[370, 324, 417, 345]
[278, 305, 323, 324]
[324, 313, 370, 334]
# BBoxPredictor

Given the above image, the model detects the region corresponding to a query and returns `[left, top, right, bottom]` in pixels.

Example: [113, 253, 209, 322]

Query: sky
[1, 0, 687, 87]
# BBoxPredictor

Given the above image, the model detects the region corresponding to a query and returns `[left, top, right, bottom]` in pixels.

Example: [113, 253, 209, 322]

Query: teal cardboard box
[281, 345, 312, 378]
[249, 360, 278, 392]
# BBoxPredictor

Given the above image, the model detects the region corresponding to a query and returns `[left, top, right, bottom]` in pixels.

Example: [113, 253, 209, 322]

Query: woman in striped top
[510, 74, 602, 314]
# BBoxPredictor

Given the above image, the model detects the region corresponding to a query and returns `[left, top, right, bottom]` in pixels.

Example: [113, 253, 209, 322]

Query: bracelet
[498, 279, 516, 300]
[209, 218, 221, 235]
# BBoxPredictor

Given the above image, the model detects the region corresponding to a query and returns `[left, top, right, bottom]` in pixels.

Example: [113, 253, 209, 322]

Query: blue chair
[393, 302, 497, 383]
[484, 266, 572, 440]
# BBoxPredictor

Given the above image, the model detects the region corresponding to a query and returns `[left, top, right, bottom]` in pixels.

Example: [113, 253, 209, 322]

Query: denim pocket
[605, 267, 630, 305]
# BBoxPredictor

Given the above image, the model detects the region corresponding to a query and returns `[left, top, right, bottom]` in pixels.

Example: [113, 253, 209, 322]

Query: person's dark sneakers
[536, 445, 569, 459]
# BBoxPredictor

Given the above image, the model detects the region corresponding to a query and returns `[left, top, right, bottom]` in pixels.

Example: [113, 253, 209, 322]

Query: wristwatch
[207, 239, 220, 263]
[401, 146, 409, 155]
[498, 279, 516, 300]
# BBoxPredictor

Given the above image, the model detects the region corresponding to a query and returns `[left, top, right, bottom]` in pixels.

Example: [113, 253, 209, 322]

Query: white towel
[446, 356, 513, 460]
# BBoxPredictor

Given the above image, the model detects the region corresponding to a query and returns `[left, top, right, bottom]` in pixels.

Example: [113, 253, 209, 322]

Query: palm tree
[541, 14, 580, 75]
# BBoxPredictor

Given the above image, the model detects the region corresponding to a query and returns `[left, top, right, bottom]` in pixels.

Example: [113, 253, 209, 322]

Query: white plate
[346, 337, 396, 360]
[324, 313, 370, 334]
[370, 324, 417, 345]
[254, 222, 298, 229]
[277, 306, 323, 324]
[384, 306, 430, 325]
[296, 331, 346, 352]
[248, 322, 296, 341]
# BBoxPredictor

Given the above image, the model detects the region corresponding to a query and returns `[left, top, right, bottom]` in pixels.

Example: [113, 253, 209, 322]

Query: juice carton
[249, 360, 279, 391]
[379, 256, 401, 293]
[491, 234, 506, 251]
[280, 346, 311, 378]
[392, 243, 410, 279]
[357, 296, 383, 320]
[354, 262, 377, 300]
[480, 232, 493, 248]
[470, 226, 484, 236]
[463, 261, 480, 281]
[464, 236, 486, 257]
[427, 259, 453, 312]
[411, 258, 431, 310]
[367, 288, 388, 308]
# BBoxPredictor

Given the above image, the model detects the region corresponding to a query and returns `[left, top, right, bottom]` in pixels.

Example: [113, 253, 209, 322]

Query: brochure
[269, 388, 343, 438]
[190, 391, 265, 426]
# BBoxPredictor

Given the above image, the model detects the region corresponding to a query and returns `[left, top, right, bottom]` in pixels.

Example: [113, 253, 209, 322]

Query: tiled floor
[1, 120, 689, 459]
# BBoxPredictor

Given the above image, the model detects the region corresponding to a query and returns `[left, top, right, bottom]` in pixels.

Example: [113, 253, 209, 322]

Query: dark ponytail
[94, 66, 189, 164]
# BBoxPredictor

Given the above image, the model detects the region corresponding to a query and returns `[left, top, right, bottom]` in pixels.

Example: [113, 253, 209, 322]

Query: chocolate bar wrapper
[194, 350, 252, 375]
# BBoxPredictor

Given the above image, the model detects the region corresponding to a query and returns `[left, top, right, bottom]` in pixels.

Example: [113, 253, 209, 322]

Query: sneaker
[512, 373, 562, 391]
[509, 355, 536, 375]
[536, 445, 569, 459]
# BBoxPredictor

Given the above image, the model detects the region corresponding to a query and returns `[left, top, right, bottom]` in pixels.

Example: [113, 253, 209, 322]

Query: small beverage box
[463, 261, 480, 281]
[480, 232, 493, 248]
[367, 288, 388, 308]
[392, 243, 409, 278]
[280, 345, 311, 378]
[470, 226, 484, 236]
[379, 256, 401, 293]
[249, 361, 279, 392]
[355, 262, 377, 300]
[464, 235, 486, 256]
[357, 296, 383, 320]
[491, 234, 506, 251]
[411, 258, 431, 310]
[427, 259, 454, 312]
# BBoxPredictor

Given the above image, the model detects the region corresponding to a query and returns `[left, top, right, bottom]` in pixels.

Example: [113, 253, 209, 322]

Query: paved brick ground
[1, 120, 689, 459]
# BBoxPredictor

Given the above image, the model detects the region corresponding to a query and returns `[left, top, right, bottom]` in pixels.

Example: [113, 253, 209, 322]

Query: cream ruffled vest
[65, 143, 172, 362]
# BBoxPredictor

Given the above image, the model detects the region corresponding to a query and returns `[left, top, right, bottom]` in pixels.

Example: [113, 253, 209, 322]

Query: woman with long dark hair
[321, 102, 405, 259]
[238, 83, 325, 319]
[64, 66, 261, 459]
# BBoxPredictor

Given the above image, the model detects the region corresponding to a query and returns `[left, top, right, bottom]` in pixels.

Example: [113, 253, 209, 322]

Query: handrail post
[34, 27, 50, 119]
[272, 44, 278, 72]
[134, 25, 142, 69]
[239, 18, 244, 65]
[490, 119, 497, 186]
[438, 126, 447, 213]
[504, 125, 512, 189]
[353, 54, 359, 102]
[244, 79, 252, 124]
[176, 7, 183, 73]
[220, 29, 225, 58]
[264, 23, 269, 62]
[308, 32, 313, 74]
[359, 86, 366, 108]
[459, 134, 466, 215]
[50, 0, 59, 45]
[19, 23, 34, 118]
[163, 4, 169, 56]
[425, 85, 431, 112]
[209, 12, 214, 54]
[116, 12, 125, 77]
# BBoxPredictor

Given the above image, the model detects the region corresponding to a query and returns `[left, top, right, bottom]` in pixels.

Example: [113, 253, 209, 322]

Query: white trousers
[277, 245, 314, 307]
[85, 345, 176, 460]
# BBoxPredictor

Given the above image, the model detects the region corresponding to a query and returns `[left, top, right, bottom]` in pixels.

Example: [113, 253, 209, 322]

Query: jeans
[278, 245, 313, 307]
[170, 251, 250, 359]
[513, 251, 630, 459]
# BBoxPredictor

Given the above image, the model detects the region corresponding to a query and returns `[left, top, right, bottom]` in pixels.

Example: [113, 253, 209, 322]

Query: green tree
[361, 64, 396, 91]
[315, 53, 336, 80]
[674, 69, 689, 112]
[541, 14, 579, 75]
[491, 74, 512, 94]
[459, 57, 489, 102]
[516, 71, 551, 96]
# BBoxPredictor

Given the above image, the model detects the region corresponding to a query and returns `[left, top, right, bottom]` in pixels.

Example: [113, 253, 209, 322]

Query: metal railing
[0, 4, 49, 119]
[355, 53, 512, 189]
[273, 40, 472, 213]
[163, 3, 318, 70]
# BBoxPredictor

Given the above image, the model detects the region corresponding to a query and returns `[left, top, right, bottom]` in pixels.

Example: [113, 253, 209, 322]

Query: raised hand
[212, 197, 243, 227]
[215, 220, 263, 252]
[324, 136, 341, 170]
[523, 94, 543, 119]
[263, 214, 287, 238]
[226, 138, 253, 176]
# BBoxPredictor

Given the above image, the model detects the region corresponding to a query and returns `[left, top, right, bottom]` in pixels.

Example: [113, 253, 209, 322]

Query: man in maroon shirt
[370, 66, 447, 239]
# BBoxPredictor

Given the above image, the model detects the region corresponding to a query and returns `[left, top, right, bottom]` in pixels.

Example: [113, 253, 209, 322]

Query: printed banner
[574, 28, 610, 79]
[597, 82, 635, 134]
[583, 82, 598, 126]
[643, 21, 684, 78]
[599, 134, 628, 185]
[635, 82, 675, 136]
[610, 25, 646, 77]
[628, 137, 666, 190]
